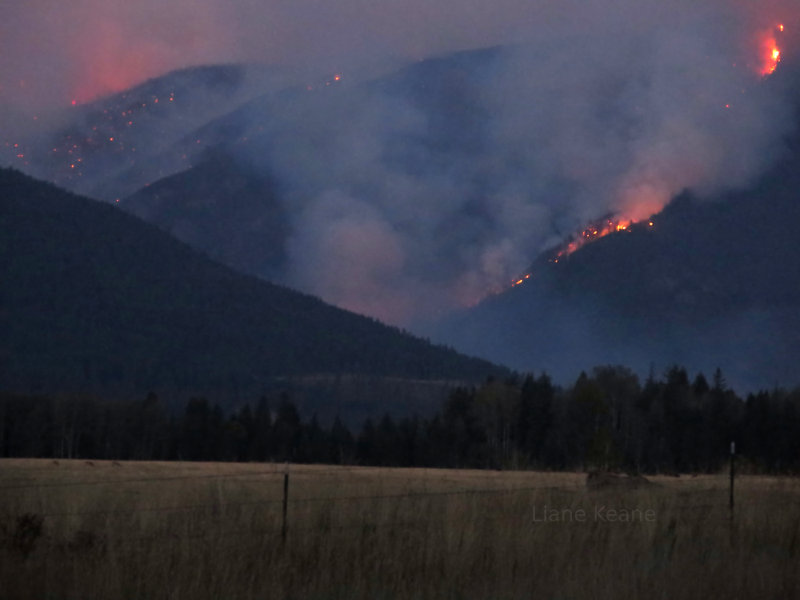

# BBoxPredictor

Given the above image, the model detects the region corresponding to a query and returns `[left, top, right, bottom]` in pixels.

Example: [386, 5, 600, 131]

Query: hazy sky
[1, 0, 797, 110]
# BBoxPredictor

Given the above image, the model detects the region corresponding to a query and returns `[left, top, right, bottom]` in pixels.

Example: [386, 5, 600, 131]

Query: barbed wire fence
[1, 464, 797, 550]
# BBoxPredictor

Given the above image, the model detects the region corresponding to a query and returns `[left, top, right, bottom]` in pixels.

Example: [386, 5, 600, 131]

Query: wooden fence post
[729, 441, 735, 513]
[729, 441, 735, 546]
[282, 466, 290, 545]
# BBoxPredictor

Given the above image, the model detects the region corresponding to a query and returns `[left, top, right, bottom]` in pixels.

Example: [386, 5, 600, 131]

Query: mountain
[8, 48, 800, 394]
[430, 129, 800, 391]
[0, 168, 506, 418]
[121, 151, 288, 282]
[115, 54, 800, 393]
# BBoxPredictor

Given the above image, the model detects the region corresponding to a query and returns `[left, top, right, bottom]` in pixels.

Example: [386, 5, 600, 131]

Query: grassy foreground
[0, 459, 798, 599]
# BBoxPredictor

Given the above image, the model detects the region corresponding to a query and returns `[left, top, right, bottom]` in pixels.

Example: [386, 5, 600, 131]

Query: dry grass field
[1, 459, 798, 599]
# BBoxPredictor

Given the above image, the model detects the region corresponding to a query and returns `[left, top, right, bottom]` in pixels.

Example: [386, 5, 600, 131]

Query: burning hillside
[550, 216, 635, 264]
[1, 65, 283, 199]
[502, 22, 791, 295]
[505, 215, 656, 291]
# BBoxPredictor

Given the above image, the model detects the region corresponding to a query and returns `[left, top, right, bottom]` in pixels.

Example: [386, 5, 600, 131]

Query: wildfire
[510, 274, 531, 288]
[759, 24, 784, 77]
[502, 215, 656, 293]
[323, 73, 343, 87]
[548, 216, 634, 263]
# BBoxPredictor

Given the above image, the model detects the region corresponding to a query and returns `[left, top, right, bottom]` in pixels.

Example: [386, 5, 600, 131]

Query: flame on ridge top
[506, 214, 656, 291]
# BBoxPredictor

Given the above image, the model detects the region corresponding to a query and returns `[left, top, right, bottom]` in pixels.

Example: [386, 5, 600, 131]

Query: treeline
[2, 365, 799, 473]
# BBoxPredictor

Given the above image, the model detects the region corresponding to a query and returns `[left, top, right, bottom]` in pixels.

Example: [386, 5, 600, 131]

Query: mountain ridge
[0, 167, 506, 415]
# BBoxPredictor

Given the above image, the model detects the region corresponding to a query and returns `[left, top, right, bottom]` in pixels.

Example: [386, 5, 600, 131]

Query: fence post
[729, 441, 735, 513]
[729, 441, 735, 546]
[282, 464, 290, 545]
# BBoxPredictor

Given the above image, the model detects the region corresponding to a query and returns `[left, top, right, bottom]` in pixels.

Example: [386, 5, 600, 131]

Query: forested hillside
[0, 168, 504, 409]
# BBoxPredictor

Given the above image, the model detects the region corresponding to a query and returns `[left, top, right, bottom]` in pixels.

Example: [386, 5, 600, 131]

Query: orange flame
[541, 216, 639, 268]
[510, 274, 531, 288]
[759, 24, 784, 77]
[502, 215, 659, 294]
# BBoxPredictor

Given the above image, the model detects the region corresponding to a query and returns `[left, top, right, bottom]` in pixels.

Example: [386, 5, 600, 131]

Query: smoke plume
[2, 0, 799, 325]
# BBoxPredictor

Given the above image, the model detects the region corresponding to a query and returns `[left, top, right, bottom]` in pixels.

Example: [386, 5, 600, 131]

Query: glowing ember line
[510, 273, 532, 288]
[504, 215, 656, 294]
[550, 217, 633, 262]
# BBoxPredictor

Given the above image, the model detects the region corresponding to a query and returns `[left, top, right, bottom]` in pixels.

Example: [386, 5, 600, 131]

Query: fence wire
[2, 463, 797, 550]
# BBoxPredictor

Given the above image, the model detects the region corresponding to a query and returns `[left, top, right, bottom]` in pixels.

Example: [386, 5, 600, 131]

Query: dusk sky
[1, 0, 797, 110]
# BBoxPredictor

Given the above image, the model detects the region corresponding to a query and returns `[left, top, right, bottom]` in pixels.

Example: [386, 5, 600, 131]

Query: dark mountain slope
[122, 151, 288, 281]
[0, 168, 505, 409]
